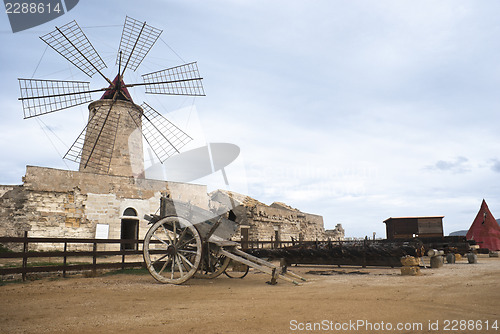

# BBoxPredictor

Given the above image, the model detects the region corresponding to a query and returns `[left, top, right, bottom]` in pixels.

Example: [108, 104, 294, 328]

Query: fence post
[92, 242, 97, 276]
[362, 237, 367, 268]
[22, 231, 28, 282]
[121, 244, 126, 270]
[63, 242, 68, 278]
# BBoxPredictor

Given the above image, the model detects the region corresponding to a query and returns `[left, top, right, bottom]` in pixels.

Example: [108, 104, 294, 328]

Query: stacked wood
[400, 256, 421, 276]
[245, 240, 424, 268]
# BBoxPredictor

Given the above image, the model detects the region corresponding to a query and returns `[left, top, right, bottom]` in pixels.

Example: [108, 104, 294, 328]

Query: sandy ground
[1, 256, 499, 334]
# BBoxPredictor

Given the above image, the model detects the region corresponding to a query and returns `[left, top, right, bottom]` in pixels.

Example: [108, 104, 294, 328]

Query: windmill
[18, 16, 205, 178]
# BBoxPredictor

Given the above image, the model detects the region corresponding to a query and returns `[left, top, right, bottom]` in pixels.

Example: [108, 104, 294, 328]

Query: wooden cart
[143, 197, 305, 285]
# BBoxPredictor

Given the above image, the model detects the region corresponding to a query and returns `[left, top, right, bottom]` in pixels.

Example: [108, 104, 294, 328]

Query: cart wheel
[143, 216, 202, 284]
[195, 244, 230, 279]
[224, 260, 250, 279]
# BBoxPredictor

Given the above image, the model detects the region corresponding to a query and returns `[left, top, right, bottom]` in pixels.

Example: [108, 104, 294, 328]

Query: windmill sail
[40, 20, 107, 78]
[117, 16, 162, 73]
[138, 102, 192, 163]
[18, 78, 93, 118]
[21, 16, 205, 178]
[141, 62, 205, 96]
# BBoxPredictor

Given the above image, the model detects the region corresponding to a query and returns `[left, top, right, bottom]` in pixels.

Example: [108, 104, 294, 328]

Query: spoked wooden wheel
[143, 216, 202, 284]
[195, 243, 230, 279]
[224, 260, 250, 279]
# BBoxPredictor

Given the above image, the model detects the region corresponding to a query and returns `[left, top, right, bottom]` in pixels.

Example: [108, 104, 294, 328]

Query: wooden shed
[383, 216, 444, 240]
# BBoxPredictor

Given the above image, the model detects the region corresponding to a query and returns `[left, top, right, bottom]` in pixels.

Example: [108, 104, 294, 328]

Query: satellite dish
[160, 143, 240, 183]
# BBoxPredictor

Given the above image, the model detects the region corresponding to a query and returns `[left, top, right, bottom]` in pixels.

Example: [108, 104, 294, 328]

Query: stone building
[0, 166, 344, 251]
[0, 165, 208, 251]
[209, 190, 343, 243]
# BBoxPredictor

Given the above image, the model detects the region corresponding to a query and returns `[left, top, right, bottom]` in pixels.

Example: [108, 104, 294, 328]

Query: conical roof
[100, 75, 133, 102]
[466, 199, 500, 251]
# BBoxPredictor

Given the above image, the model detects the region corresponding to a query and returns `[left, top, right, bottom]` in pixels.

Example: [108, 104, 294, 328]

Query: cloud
[2, 1, 500, 238]
[426, 156, 470, 174]
[491, 159, 500, 173]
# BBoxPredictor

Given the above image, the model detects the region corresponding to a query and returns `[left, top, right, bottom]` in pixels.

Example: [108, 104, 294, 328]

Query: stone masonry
[209, 190, 344, 242]
[0, 165, 208, 251]
[0, 166, 343, 251]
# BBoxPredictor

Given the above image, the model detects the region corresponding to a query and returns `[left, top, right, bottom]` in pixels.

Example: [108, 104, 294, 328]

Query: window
[123, 207, 137, 217]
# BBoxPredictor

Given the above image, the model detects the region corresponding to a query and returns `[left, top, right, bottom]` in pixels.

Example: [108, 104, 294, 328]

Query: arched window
[123, 207, 137, 217]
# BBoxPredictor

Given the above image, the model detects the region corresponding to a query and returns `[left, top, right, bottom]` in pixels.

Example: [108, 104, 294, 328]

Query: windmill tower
[18, 17, 205, 178]
[80, 99, 145, 177]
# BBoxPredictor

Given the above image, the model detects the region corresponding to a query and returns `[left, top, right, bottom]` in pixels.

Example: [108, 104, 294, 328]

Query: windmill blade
[63, 105, 101, 163]
[40, 20, 108, 79]
[65, 103, 121, 173]
[140, 62, 205, 96]
[18, 78, 95, 119]
[117, 16, 162, 74]
[138, 102, 192, 163]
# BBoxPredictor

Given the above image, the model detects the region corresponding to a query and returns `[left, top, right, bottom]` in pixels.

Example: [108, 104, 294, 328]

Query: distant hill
[449, 230, 468, 237]
[450, 219, 500, 236]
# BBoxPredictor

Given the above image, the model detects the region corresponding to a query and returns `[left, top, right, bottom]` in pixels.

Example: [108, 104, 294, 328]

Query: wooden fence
[0, 232, 144, 281]
[0, 233, 348, 281]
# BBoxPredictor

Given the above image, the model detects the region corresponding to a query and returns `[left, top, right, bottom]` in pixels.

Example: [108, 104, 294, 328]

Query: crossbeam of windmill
[18, 78, 204, 102]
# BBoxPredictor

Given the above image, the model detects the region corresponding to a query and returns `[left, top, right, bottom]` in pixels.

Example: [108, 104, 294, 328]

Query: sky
[1, 0, 499, 238]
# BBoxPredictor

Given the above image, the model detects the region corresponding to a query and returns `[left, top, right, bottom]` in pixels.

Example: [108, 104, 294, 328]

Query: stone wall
[22, 165, 209, 208]
[209, 190, 335, 242]
[0, 166, 342, 251]
[79, 100, 144, 178]
[325, 224, 345, 240]
[0, 166, 209, 251]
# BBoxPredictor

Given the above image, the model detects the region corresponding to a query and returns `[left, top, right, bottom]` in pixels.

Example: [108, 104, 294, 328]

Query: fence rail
[241, 238, 356, 249]
[0, 233, 351, 281]
[0, 232, 144, 281]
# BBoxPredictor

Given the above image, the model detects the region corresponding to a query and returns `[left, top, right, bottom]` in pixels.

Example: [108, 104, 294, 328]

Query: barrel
[467, 253, 478, 264]
[427, 249, 444, 257]
[430, 255, 444, 268]
[446, 253, 456, 264]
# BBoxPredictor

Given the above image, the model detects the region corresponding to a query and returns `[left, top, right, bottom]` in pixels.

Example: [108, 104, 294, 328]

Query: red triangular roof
[466, 199, 500, 250]
[100, 75, 133, 102]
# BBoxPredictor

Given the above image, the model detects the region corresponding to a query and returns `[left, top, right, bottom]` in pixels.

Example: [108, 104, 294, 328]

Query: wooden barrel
[467, 253, 478, 264]
[446, 253, 455, 264]
[430, 256, 444, 268]
[427, 249, 444, 257]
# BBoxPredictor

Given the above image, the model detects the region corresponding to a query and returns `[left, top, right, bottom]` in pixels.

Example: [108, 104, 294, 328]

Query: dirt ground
[1, 256, 499, 334]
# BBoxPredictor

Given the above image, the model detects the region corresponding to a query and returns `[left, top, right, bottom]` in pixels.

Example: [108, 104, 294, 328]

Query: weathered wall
[248, 204, 325, 241]
[23, 165, 208, 208]
[209, 190, 337, 242]
[0, 166, 209, 251]
[79, 100, 144, 178]
[1, 167, 341, 251]
[0, 186, 31, 240]
[325, 224, 345, 240]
